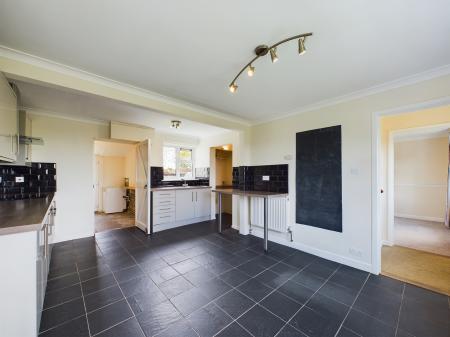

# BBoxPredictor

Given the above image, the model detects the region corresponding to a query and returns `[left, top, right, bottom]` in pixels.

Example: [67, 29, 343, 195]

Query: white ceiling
[13, 80, 229, 138]
[1, 1, 449, 122]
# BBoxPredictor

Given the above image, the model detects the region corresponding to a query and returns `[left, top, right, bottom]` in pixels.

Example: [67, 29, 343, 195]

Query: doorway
[377, 107, 450, 295]
[214, 145, 233, 227]
[93, 140, 137, 233]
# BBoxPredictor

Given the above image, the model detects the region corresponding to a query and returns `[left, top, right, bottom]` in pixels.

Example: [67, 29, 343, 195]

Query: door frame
[371, 96, 450, 274]
[135, 139, 151, 234]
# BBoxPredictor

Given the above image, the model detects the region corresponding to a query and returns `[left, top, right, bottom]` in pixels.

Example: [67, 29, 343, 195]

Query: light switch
[262, 175, 270, 181]
[15, 176, 24, 183]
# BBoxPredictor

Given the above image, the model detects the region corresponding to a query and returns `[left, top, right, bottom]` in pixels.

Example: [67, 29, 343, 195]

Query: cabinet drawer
[154, 203, 175, 214]
[153, 197, 175, 208]
[153, 212, 175, 225]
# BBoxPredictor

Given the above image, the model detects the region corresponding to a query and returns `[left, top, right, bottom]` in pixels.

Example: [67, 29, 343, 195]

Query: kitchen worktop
[151, 186, 212, 191]
[0, 193, 54, 235]
[212, 187, 288, 197]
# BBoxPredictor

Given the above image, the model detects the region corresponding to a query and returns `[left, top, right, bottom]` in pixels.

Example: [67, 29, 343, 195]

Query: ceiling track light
[171, 120, 181, 129]
[228, 32, 312, 93]
[270, 47, 278, 63]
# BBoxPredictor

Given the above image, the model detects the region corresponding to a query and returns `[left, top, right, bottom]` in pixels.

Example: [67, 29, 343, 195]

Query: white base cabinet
[0, 196, 56, 337]
[152, 188, 211, 232]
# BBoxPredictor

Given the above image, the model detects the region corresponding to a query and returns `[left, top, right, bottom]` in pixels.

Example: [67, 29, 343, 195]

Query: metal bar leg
[264, 197, 268, 253]
[218, 192, 222, 233]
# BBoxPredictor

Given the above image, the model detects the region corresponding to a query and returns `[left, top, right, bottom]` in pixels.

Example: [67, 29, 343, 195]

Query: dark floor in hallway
[40, 219, 449, 337]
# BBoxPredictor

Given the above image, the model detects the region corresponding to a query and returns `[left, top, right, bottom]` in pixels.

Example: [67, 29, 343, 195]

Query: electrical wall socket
[15, 176, 24, 183]
[262, 175, 270, 181]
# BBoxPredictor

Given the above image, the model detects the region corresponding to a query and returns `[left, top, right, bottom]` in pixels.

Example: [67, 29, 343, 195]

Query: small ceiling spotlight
[229, 82, 238, 93]
[298, 36, 307, 55]
[270, 47, 278, 63]
[170, 120, 181, 129]
[247, 65, 255, 77]
[228, 32, 312, 93]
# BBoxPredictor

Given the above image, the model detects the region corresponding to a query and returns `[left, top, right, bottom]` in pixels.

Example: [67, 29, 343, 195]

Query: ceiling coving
[229, 33, 313, 93]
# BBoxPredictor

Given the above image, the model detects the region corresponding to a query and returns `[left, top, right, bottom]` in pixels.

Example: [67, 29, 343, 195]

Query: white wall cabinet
[153, 188, 211, 231]
[0, 72, 18, 162]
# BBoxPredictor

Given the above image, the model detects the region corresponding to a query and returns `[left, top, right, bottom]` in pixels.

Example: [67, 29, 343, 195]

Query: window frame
[163, 144, 195, 180]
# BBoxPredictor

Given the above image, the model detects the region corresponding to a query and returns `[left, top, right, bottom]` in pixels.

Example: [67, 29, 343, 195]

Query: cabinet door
[0, 73, 17, 162]
[195, 189, 211, 218]
[175, 189, 195, 221]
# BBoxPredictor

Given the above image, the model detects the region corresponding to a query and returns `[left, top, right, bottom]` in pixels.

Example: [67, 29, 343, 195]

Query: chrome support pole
[264, 197, 268, 253]
[218, 192, 222, 233]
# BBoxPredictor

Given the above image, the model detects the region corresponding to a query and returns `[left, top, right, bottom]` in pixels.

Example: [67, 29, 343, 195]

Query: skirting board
[249, 226, 373, 273]
[154, 215, 211, 232]
[382, 240, 394, 246]
[395, 213, 444, 223]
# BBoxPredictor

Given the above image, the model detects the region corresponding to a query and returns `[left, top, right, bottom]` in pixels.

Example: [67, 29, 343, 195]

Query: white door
[195, 189, 211, 218]
[0, 72, 18, 162]
[135, 139, 151, 233]
[175, 189, 195, 221]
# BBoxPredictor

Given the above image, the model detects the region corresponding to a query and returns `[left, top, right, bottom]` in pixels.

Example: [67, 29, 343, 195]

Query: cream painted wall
[394, 137, 448, 221]
[30, 113, 109, 242]
[100, 156, 126, 187]
[215, 149, 233, 213]
[150, 131, 199, 167]
[250, 74, 450, 271]
[380, 106, 450, 239]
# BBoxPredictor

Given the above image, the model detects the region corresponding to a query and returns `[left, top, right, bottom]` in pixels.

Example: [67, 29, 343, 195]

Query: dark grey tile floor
[40, 219, 450, 337]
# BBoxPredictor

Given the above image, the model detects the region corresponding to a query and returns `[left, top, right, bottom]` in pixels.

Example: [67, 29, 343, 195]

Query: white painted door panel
[135, 139, 151, 233]
[175, 189, 195, 221]
[195, 189, 211, 218]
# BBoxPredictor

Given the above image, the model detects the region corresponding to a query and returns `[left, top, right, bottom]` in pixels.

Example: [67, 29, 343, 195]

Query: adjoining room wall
[380, 106, 450, 240]
[394, 137, 448, 222]
[215, 149, 233, 214]
[30, 113, 109, 243]
[249, 74, 450, 272]
[100, 156, 126, 188]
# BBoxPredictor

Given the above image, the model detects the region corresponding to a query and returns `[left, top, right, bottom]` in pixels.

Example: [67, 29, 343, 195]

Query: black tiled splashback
[0, 162, 57, 201]
[233, 164, 288, 193]
[150, 166, 209, 187]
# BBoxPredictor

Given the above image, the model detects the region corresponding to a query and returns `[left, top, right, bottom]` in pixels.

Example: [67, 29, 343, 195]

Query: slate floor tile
[44, 283, 82, 309]
[81, 273, 117, 295]
[136, 300, 182, 337]
[84, 285, 124, 312]
[336, 327, 361, 337]
[318, 281, 359, 306]
[40, 298, 86, 332]
[237, 260, 267, 277]
[159, 275, 193, 298]
[255, 269, 290, 289]
[183, 266, 216, 286]
[306, 293, 350, 323]
[290, 307, 342, 337]
[87, 299, 133, 335]
[46, 273, 80, 292]
[219, 268, 251, 287]
[148, 265, 179, 285]
[39, 315, 89, 337]
[172, 259, 201, 274]
[95, 317, 145, 337]
[237, 278, 273, 302]
[155, 318, 198, 337]
[187, 303, 233, 337]
[278, 280, 315, 304]
[170, 287, 211, 316]
[216, 322, 252, 337]
[215, 289, 255, 319]
[238, 305, 285, 337]
[113, 265, 145, 284]
[292, 270, 327, 292]
[197, 277, 232, 301]
[78, 263, 112, 282]
[276, 324, 308, 337]
[127, 288, 167, 315]
[120, 276, 159, 298]
[260, 291, 302, 321]
[269, 262, 299, 278]
[343, 309, 396, 337]
[353, 292, 400, 327]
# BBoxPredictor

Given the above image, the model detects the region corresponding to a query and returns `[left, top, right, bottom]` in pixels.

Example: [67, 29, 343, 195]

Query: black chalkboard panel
[296, 125, 342, 232]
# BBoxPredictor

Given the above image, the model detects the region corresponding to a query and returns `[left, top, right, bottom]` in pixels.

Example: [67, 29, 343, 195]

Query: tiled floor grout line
[273, 263, 344, 337]
[332, 271, 371, 337]
[75, 263, 93, 337]
[394, 283, 406, 337]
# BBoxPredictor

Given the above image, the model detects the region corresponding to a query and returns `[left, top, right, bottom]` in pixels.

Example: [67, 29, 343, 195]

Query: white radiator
[250, 196, 288, 232]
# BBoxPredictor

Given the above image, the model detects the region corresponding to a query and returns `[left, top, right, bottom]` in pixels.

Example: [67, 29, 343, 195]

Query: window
[163, 145, 193, 179]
